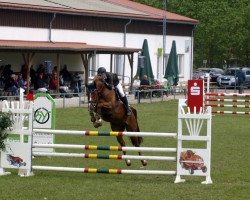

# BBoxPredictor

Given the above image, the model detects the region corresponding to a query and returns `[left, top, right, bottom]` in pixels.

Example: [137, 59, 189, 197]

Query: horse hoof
[126, 160, 131, 166]
[141, 160, 147, 166]
[93, 122, 101, 128]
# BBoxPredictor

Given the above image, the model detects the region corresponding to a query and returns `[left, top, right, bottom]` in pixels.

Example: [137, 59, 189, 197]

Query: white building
[0, 0, 198, 85]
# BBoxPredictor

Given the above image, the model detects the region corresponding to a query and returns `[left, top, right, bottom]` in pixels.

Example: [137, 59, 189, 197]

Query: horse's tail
[130, 107, 143, 145]
[131, 107, 140, 132]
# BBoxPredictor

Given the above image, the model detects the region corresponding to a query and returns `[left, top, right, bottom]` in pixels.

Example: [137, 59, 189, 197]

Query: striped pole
[206, 92, 250, 97]
[32, 144, 177, 153]
[205, 98, 250, 103]
[33, 129, 177, 137]
[205, 104, 250, 108]
[212, 111, 250, 115]
[32, 152, 176, 161]
[32, 166, 176, 175]
[205, 92, 250, 115]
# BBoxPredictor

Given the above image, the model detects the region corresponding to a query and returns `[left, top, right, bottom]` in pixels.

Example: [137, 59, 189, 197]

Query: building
[0, 0, 198, 86]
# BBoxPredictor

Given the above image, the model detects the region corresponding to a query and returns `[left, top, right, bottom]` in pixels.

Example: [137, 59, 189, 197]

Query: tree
[133, 0, 250, 68]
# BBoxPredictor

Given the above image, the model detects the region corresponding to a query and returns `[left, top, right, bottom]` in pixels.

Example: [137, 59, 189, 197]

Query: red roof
[0, 0, 198, 24]
[105, 0, 198, 24]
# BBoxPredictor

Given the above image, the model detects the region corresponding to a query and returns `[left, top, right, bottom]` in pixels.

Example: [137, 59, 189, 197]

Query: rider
[97, 67, 132, 115]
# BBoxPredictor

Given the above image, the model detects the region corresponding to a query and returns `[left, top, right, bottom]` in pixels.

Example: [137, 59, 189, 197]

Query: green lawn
[0, 101, 249, 200]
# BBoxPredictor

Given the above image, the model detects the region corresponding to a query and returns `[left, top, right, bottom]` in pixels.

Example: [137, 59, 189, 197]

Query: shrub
[0, 112, 13, 150]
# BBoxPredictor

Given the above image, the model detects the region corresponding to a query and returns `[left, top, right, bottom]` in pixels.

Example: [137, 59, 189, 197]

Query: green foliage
[0, 112, 13, 150]
[133, 0, 250, 68]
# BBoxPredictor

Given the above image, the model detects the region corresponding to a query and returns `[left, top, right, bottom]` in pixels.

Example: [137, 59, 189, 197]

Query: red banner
[187, 79, 204, 113]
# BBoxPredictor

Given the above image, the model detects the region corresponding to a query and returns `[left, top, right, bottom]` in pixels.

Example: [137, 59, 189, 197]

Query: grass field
[0, 100, 249, 200]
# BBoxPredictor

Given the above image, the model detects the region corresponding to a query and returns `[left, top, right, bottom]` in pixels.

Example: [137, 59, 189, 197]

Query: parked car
[217, 67, 250, 87]
[193, 67, 223, 82]
[209, 68, 224, 82]
[192, 68, 211, 80]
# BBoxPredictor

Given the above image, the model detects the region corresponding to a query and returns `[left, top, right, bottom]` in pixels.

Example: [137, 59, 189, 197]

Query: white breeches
[115, 82, 125, 98]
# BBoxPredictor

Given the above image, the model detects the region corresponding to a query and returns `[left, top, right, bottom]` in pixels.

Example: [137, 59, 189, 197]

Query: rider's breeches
[115, 82, 125, 98]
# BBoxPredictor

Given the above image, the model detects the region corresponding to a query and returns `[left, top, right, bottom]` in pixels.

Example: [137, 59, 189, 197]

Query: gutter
[123, 19, 132, 83]
[190, 24, 197, 79]
[49, 13, 56, 43]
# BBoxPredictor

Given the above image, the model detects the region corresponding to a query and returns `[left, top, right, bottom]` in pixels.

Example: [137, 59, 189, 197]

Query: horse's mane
[93, 75, 115, 101]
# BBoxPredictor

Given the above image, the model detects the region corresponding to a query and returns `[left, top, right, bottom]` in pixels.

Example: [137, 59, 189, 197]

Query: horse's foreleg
[89, 110, 102, 128]
[93, 113, 102, 128]
[89, 111, 96, 122]
[116, 136, 131, 166]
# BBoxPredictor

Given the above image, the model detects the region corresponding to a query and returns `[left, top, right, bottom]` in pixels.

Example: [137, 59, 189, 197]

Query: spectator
[4, 74, 19, 96]
[60, 65, 71, 82]
[132, 75, 141, 98]
[49, 72, 57, 91]
[236, 68, 246, 94]
[49, 72, 71, 97]
[140, 75, 150, 89]
[29, 65, 36, 87]
[44, 61, 53, 85]
[20, 64, 28, 81]
[59, 73, 72, 97]
[140, 75, 150, 98]
[71, 72, 82, 94]
[37, 64, 45, 75]
[2, 64, 13, 82]
[17, 73, 27, 91]
[34, 73, 47, 93]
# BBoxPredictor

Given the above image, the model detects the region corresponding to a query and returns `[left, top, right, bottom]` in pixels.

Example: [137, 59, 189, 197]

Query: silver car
[217, 67, 250, 87]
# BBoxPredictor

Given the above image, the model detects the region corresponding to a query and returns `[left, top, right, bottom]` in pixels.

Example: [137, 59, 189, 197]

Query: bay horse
[85, 75, 147, 166]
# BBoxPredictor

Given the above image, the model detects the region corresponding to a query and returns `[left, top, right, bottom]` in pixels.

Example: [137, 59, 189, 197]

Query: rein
[88, 78, 105, 113]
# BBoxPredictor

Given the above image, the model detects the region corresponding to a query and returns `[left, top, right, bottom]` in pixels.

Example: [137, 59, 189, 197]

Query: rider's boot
[121, 96, 132, 115]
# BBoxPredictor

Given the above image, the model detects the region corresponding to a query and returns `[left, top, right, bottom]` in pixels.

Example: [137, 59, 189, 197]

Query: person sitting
[97, 67, 131, 115]
[49, 72, 70, 97]
[49, 72, 57, 92]
[17, 73, 27, 92]
[140, 75, 150, 98]
[59, 73, 72, 97]
[4, 74, 19, 96]
[34, 73, 48, 93]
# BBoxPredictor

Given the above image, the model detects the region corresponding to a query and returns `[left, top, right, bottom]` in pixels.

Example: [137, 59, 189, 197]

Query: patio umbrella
[136, 39, 154, 82]
[164, 40, 179, 86]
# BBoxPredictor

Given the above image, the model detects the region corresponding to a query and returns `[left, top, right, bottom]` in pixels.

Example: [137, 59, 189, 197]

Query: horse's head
[85, 75, 106, 101]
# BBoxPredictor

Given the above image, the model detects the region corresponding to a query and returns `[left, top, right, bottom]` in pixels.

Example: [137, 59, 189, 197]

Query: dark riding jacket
[104, 72, 119, 87]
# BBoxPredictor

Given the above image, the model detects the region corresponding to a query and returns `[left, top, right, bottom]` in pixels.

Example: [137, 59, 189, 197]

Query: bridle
[87, 76, 105, 113]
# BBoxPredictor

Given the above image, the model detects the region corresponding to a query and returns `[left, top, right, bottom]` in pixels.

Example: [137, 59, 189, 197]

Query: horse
[85, 75, 147, 166]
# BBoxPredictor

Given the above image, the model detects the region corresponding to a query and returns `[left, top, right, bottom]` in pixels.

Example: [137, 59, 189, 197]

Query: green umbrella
[164, 40, 179, 86]
[136, 39, 154, 82]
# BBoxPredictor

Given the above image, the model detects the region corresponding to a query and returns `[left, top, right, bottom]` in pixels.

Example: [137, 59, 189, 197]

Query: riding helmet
[97, 67, 106, 74]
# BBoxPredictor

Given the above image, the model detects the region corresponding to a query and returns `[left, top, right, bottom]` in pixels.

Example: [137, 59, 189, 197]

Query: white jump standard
[0, 96, 213, 184]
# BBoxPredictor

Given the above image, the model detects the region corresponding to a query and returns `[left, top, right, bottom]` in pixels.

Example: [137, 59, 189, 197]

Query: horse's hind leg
[116, 135, 131, 166]
[111, 124, 131, 166]
[126, 115, 147, 167]
[130, 137, 147, 167]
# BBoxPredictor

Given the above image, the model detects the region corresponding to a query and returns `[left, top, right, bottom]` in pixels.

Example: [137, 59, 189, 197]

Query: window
[178, 54, 184, 77]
